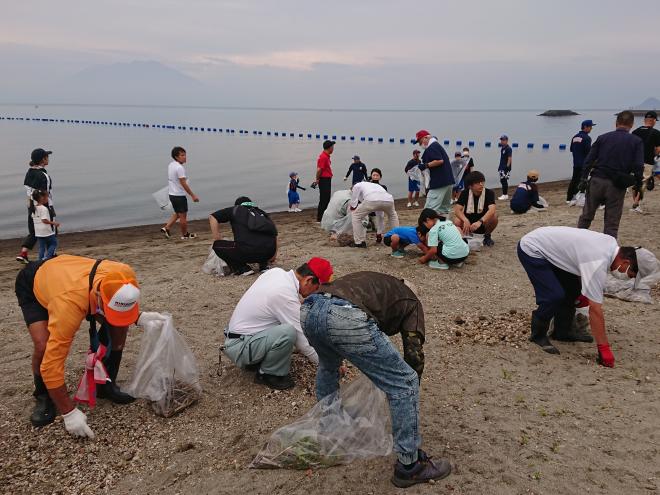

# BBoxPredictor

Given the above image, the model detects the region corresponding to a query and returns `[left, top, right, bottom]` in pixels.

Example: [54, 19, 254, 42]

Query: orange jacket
[33, 255, 138, 389]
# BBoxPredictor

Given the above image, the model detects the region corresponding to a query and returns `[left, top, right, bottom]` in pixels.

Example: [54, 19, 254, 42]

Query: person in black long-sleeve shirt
[344, 155, 368, 186]
[577, 111, 643, 239]
[567, 120, 594, 204]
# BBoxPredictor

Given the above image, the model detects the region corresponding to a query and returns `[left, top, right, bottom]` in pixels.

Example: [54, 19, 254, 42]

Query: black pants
[317, 178, 332, 222]
[566, 167, 583, 201]
[500, 178, 509, 195]
[22, 205, 55, 250]
[212, 240, 275, 272]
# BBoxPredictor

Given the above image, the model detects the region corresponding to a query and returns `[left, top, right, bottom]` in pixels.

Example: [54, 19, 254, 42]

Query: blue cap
[581, 119, 596, 128]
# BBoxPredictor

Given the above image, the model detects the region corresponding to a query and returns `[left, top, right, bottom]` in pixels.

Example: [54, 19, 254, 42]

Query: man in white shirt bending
[349, 181, 400, 248]
[517, 226, 657, 367]
[222, 257, 334, 390]
[161, 146, 199, 240]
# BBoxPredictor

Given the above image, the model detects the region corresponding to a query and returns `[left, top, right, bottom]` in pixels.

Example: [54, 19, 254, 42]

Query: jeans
[424, 185, 453, 215]
[37, 235, 57, 260]
[351, 200, 399, 243]
[317, 177, 332, 221]
[223, 324, 296, 376]
[301, 294, 421, 464]
[577, 175, 626, 238]
[517, 243, 582, 322]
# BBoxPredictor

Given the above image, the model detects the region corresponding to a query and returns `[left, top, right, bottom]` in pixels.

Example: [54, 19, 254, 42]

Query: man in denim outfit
[301, 271, 451, 487]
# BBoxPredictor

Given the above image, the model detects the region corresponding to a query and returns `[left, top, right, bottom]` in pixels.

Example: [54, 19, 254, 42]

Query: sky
[2, 0, 658, 109]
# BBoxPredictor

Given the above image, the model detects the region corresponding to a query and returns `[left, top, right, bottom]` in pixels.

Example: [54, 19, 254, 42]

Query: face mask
[610, 265, 631, 280]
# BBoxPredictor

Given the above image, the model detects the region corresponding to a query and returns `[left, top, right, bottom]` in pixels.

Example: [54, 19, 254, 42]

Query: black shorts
[15, 261, 48, 326]
[169, 195, 188, 214]
[383, 236, 409, 248]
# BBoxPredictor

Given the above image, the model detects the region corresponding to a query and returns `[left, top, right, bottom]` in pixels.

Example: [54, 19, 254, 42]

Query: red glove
[597, 344, 615, 368]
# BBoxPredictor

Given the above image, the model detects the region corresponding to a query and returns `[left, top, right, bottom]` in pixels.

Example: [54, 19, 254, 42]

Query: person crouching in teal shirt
[417, 208, 469, 270]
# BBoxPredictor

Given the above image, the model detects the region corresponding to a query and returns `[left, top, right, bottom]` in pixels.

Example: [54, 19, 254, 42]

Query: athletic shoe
[631, 206, 643, 214]
[598, 205, 605, 210]
[288, 208, 295, 212]
[391, 450, 452, 488]
[530, 206, 547, 212]
[453, 262, 465, 268]
[349, 241, 367, 248]
[254, 372, 295, 390]
[180, 232, 197, 239]
[413, 201, 419, 207]
[16, 252, 29, 264]
[407, 202, 412, 208]
[376, 234, 383, 244]
[483, 235, 495, 247]
[498, 194, 509, 200]
[234, 266, 255, 276]
[294, 208, 302, 212]
[160, 227, 170, 238]
[429, 260, 449, 270]
[566, 200, 577, 206]
[390, 250, 405, 258]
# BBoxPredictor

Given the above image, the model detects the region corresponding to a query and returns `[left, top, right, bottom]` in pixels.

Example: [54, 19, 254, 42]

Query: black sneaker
[181, 232, 197, 240]
[391, 450, 452, 488]
[234, 266, 255, 277]
[254, 372, 295, 390]
[30, 394, 56, 427]
[349, 241, 367, 248]
[376, 234, 383, 244]
[483, 234, 495, 247]
[258, 263, 271, 272]
[160, 227, 170, 238]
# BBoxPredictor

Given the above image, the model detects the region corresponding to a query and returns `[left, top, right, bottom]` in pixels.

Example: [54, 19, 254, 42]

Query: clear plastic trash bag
[124, 314, 202, 417]
[152, 186, 172, 213]
[574, 192, 586, 207]
[250, 375, 393, 470]
[465, 233, 483, 252]
[201, 247, 229, 277]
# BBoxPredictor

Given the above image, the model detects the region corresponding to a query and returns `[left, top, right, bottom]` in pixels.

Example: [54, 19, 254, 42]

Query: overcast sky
[2, 0, 658, 109]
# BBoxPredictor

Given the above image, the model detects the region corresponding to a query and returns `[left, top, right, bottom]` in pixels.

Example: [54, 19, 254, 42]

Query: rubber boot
[551, 306, 593, 342]
[31, 374, 56, 427]
[97, 350, 135, 404]
[529, 315, 560, 354]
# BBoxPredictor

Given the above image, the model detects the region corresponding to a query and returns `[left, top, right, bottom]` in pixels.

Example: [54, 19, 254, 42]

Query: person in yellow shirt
[14, 254, 163, 438]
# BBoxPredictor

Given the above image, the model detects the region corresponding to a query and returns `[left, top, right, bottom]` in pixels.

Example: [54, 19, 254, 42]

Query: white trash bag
[574, 192, 586, 207]
[465, 233, 483, 252]
[152, 186, 172, 213]
[250, 375, 392, 470]
[201, 247, 229, 277]
[124, 314, 202, 417]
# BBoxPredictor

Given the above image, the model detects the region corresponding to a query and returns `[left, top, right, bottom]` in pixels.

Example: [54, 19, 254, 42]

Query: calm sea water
[0, 104, 628, 239]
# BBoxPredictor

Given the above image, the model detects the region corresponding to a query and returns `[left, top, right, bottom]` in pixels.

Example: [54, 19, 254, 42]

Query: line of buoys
[0, 116, 570, 150]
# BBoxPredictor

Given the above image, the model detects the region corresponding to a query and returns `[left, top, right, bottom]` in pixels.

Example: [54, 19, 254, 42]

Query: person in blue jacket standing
[415, 130, 455, 215]
[567, 120, 595, 205]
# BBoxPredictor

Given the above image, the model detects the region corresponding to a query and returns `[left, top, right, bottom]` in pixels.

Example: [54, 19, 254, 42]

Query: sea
[0, 104, 630, 239]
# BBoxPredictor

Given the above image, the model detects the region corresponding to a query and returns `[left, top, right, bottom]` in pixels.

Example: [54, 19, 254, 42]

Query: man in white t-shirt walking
[349, 181, 399, 248]
[517, 226, 657, 367]
[161, 146, 199, 240]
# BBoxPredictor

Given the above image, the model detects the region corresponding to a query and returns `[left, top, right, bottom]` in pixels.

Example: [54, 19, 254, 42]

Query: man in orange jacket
[15, 254, 163, 438]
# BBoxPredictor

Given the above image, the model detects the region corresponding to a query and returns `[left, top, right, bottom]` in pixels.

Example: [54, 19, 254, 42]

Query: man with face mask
[222, 258, 333, 390]
[14, 255, 162, 438]
[517, 226, 657, 366]
[415, 130, 455, 215]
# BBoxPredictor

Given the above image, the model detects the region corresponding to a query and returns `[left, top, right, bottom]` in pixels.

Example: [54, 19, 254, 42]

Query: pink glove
[597, 344, 615, 368]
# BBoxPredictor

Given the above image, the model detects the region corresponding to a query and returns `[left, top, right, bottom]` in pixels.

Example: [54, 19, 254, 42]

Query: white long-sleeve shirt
[227, 268, 318, 364]
[349, 181, 394, 209]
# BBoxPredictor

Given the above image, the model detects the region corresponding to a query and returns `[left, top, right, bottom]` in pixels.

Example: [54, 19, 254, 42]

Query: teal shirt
[427, 220, 469, 259]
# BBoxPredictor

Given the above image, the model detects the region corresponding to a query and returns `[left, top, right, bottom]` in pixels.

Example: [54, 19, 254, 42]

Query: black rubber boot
[551, 307, 593, 342]
[31, 374, 56, 427]
[97, 350, 135, 404]
[529, 315, 560, 354]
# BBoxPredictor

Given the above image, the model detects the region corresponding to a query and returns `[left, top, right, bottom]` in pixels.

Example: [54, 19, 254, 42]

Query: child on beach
[417, 208, 469, 269]
[288, 172, 306, 212]
[30, 190, 59, 260]
[383, 226, 429, 258]
[510, 170, 547, 214]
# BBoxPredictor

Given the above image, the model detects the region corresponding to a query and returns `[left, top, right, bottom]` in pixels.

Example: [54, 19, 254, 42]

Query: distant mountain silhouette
[62, 60, 211, 105]
[631, 97, 660, 110]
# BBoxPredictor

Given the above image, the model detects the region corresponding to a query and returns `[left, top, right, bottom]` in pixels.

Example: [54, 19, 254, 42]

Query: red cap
[307, 257, 334, 284]
[415, 130, 430, 144]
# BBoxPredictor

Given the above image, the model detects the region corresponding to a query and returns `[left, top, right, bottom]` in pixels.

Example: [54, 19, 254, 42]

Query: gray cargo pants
[576, 175, 626, 239]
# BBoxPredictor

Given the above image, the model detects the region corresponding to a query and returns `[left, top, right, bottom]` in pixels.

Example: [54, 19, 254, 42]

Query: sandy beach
[1, 180, 659, 495]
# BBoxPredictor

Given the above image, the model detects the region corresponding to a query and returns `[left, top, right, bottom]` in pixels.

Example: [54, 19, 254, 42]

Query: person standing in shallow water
[313, 140, 335, 222]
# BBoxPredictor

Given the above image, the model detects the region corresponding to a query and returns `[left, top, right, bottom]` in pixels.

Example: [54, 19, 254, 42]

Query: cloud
[195, 50, 384, 71]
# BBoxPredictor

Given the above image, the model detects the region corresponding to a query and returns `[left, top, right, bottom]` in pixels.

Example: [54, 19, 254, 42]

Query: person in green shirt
[417, 208, 469, 270]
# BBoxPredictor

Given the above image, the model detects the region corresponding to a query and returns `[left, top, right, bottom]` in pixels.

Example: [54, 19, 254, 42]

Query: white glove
[137, 312, 167, 327]
[63, 408, 95, 439]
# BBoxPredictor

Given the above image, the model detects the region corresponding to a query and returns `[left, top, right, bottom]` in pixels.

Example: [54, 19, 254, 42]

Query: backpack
[233, 205, 277, 235]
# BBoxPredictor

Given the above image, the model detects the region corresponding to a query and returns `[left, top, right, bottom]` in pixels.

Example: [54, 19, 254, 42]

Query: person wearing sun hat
[14, 254, 161, 438]
[223, 257, 334, 390]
